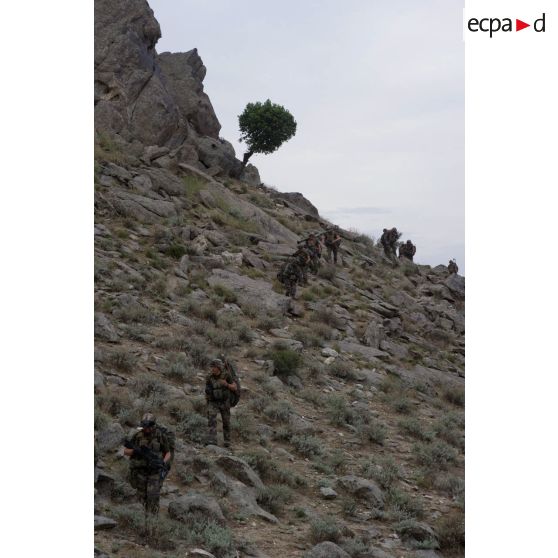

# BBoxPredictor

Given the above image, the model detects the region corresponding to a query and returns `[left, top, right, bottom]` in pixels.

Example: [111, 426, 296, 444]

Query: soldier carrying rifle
[123, 413, 172, 533]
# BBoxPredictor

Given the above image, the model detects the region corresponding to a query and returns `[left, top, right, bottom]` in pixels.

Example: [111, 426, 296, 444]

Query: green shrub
[269, 348, 302, 376]
[256, 484, 294, 515]
[311, 306, 343, 329]
[414, 440, 458, 471]
[398, 417, 434, 441]
[184, 336, 212, 368]
[325, 395, 357, 426]
[361, 456, 401, 489]
[437, 512, 465, 554]
[183, 300, 218, 324]
[309, 516, 342, 544]
[231, 409, 257, 441]
[291, 434, 323, 458]
[386, 487, 425, 520]
[327, 360, 357, 381]
[109, 349, 137, 372]
[443, 384, 465, 407]
[212, 284, 238, 303]
[264, 400, 293, 423]
[359, 419, 387, 445]
[434, 412, 465, 450]
[317, 264, 337, 282]
[199, 522, 234, 557]
[161, 352, 195, 383]
[183, 175, 205, 197]
[162, 243, 188, 259]
[179, 412, 208, 444]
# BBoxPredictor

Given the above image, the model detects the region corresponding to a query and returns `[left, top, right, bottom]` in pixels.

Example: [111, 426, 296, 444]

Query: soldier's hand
[218, 379, 228, 387]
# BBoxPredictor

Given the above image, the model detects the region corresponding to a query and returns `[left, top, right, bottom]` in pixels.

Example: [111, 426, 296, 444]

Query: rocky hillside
[94, 2, 465, 557]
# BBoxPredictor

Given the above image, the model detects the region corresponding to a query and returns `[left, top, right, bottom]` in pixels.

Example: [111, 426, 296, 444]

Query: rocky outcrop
[208, 269, 290, 313]
[94, 0, 185, 146]
[157, 50, 221, 139]
[271, 191, 319, 217]
[168, 492, 226, 525]
[94, 0, 259, 182]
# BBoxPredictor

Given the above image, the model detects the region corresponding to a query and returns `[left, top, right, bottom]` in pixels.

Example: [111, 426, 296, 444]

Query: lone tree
[238, 99, 297, 175]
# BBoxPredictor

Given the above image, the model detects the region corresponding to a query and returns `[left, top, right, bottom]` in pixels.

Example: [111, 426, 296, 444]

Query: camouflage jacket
[205, 369, 235, 405]
[324, 231, 341, 247]
[294, 248, 310, 266]
[127, 428, 170, 471]
[279, 259, 301, 281]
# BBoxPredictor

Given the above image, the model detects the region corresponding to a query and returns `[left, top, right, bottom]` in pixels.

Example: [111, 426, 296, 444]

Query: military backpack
[221, 355, 241, 407]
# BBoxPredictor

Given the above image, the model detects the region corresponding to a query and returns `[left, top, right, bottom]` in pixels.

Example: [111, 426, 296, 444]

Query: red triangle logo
[516, 19, 530, 31]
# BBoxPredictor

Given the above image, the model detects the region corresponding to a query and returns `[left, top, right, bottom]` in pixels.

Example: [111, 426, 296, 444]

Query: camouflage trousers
[326, 245, 338, 264]
[309, 257, 320, 274]
[207, 401, 231, 446]
[383, 245, 397, 260]
[282, 276, 297, 298]
[129, 469, 162, 515]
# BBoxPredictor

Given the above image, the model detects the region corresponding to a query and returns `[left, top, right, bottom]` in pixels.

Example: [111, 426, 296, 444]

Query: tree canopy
[238, 100, 297, 171]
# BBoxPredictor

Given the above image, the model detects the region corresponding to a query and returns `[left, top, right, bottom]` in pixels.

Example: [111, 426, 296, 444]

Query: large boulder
[304, 542, 351, 558]
[94, 0, 186, 146]
[337, 340, 389, 362]
[444, 273, 465, 299]
[337, 476, 384, 508]
[198, 181, 298, 244]
[208, 269, 290, 314]
[168, 492, 226, 526]
[110, 188, 177, 223]
[362, 321, 384, 349]
[396, 520, 439, 547]
[210, 470, 278, 524]
[94, 515, 117, 531]
[94, 312, 119, 342]
[271, 192, 319, 217]
[191, 136, 241, 177]
[157, 49, 221, 139]
[215, 455, 264, 490]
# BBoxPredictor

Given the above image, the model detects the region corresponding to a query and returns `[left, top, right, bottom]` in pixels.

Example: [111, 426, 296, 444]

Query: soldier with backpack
[277, 257, 302, 298]
[381, 227, 401, 261]
[205, 358, 239, 448]
[448, 259, 459, 275]
[399, 239, 416, 262]
[324, 226, 342, 265]
[123, 413, 173, 532]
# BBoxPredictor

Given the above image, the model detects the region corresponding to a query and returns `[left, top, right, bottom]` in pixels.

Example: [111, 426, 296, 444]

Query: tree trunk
[238, 149, 254, 177]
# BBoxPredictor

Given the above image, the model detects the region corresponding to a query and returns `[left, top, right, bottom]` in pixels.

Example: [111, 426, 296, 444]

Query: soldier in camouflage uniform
[123, 413, 171, 527]
[448, 259, 458, 275]
[293, 244, 311, 285]
[304, 234, 322, 274]
[399, 240, 416, 262]
[381, 227, 401, 261]
[324, 227, 342, 264]
[205, 358, 238, 448]
[277, 258, 302, 298]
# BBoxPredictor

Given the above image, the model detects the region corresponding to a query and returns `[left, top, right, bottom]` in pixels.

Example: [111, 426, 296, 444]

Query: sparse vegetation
[256, 484, 294, 516]
[309, 516, 342, 544]
[269, 348, 303, 377]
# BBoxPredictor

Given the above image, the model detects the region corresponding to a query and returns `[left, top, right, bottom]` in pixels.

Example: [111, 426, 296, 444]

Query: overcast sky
[149, 0, 464, 271]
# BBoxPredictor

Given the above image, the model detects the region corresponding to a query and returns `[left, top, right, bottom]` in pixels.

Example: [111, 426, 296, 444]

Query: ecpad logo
[468, 13, 546, 38]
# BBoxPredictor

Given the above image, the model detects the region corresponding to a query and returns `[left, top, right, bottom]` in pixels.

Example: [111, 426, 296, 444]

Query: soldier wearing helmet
[205, 358, 238, 448]
[323, 227, 342, 265]
[448, 259, 459, 275]
[123, 413, 171, 528]
[399, 239, 416, 262]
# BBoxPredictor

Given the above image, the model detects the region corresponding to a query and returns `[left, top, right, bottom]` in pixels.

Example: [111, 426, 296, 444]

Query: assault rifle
[125, 441, 168, 478]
